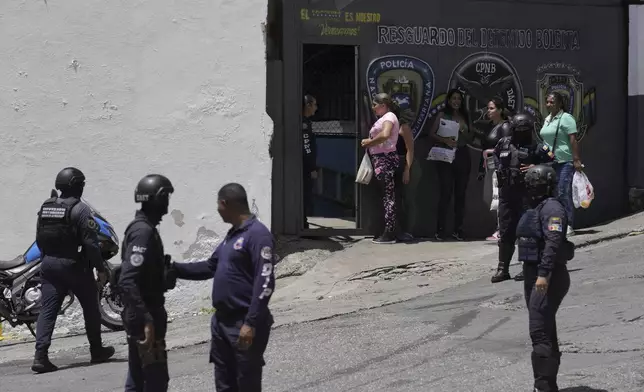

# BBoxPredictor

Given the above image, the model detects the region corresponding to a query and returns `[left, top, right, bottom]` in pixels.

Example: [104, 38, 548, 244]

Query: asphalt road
[2, 235, 643, 392]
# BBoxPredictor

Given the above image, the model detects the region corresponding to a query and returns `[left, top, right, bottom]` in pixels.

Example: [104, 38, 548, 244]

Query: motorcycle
[0, 191, 125, 337]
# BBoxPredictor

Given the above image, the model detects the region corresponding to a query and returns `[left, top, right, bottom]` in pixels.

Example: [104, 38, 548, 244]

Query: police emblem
[233, 237, 244, 250]
[535, 64, 597, 142]
[447, 52, 524, 150]
[130, 253, 144, 267]
[366, 55, 436, 139]
[260, 246, 272, 260]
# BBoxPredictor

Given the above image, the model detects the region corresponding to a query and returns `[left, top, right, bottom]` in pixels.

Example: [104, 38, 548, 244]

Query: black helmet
[55, 167, 85, 192]
[510, 112, 535, 147]
[525, 165, 557, 199]
[134, 174, 174, 203]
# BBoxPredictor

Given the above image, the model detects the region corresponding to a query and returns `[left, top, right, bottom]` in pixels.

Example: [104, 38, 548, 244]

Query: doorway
[301, 44, 359, 232]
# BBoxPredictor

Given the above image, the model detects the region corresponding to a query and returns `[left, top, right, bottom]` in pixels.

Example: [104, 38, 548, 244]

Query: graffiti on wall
[365, 55, 436, 138]
[377, 25, 580, 51]
[300, 8, 381, 37]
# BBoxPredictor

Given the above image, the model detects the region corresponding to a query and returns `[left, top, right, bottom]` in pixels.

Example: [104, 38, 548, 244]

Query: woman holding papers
[430, 89, 474, 241]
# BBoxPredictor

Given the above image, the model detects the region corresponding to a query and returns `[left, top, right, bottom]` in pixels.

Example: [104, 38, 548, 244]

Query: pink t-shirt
[368, 112, 400, 154]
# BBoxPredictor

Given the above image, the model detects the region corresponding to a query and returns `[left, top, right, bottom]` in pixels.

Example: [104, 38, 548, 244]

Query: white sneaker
[567, 226, 575, 236]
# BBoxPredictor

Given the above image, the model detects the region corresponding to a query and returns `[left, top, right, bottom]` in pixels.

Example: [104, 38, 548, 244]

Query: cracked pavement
[1, 234, 642, 391]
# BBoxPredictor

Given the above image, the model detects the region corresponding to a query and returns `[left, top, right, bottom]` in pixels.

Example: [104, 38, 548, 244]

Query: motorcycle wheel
[98, 282, 124, 331]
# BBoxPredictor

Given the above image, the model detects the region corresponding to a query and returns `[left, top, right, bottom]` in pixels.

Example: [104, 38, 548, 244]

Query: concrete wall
[286, 0, 627, 238]
[629, 4, 644, 189]
[0, 0, 272, 260]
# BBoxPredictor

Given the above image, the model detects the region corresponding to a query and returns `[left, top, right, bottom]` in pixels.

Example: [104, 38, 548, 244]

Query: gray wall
[629, 3, 644, 188]
[280, 0, 628, 237]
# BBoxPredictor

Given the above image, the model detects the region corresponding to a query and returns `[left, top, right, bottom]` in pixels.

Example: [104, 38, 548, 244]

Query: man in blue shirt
[170, 183, 276, 392]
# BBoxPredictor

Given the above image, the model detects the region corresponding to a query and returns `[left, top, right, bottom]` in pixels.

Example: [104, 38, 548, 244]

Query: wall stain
[170, 209, 185, 227]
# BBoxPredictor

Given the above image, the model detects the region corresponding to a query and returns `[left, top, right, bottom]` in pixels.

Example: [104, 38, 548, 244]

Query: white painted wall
[0, 0, 272, 260]
[629, 4, 644, 96]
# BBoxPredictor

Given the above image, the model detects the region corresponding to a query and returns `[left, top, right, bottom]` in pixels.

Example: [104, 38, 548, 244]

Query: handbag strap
[550, 113, 563, 156]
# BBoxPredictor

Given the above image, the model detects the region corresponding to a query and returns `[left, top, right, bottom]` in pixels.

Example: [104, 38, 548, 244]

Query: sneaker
[513, 270, 525, 281]
[567, 226, 575, 236]
[372, 233, 396, 244]
[486, 231, 500, 241]
[451, 231, 464, 241]
[434, 233, 444, 241]
[397, 232, 414, 242]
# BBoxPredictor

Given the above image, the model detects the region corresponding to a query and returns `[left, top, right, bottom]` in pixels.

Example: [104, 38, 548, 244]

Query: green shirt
[539, 110, 577, 163]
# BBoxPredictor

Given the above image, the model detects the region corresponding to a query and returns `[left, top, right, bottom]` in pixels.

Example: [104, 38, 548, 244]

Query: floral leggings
[372, 152, 400, 233]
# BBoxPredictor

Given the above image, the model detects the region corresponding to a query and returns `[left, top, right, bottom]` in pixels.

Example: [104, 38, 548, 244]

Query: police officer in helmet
[491, 110, 553, 283]
[32, 167, 115, 373]
[516, 165, 572, 391]
[119, 174, 176, 392]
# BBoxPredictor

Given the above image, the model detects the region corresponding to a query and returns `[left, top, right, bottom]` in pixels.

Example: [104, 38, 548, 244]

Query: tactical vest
[495, 137, 522, 187]
[36, 197, 81, 258]
[516, 198, 576, 263]
[516, 202, 545, 262]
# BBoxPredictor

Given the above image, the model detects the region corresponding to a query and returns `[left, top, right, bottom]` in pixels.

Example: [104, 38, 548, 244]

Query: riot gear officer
[119, 174, 176, 392]
[32, 167, 115, 373]
[491, 111, 553, 283]
[516, 165, 573, 391]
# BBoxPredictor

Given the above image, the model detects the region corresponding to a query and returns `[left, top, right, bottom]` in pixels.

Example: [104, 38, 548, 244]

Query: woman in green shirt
[539, 92, 583, 236]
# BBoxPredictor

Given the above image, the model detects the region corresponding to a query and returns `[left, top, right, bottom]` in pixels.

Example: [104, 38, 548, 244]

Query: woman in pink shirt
[361, 93, 401, 244]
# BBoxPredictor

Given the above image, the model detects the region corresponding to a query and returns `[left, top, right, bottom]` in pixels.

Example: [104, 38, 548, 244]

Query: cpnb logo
[366, 55, 436, 140]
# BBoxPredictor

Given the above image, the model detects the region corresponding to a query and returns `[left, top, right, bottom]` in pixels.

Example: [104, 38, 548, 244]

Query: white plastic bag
[490, 171, 499, 211]
[355, 153, 374, 185]
[572, 171, 594, 209]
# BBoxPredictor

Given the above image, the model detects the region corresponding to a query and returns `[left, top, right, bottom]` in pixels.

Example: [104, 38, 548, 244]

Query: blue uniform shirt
[174, 216, 276, 327]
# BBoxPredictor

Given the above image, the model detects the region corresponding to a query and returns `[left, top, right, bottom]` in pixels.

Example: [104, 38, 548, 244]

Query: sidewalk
[269, 210, 644, 326]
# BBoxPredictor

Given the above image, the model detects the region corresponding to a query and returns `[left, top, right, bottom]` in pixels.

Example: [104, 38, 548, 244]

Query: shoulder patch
[130, 253, 144, 267]
[87, 219, 98, 230]
[260, 246, 273, 260]
[233, 237, 244, 250]
[547, 217, 563, 232]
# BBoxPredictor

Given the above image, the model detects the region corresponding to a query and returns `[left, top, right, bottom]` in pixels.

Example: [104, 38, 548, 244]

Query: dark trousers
[435, 146, 471, 234]
[211, 313, 273, 392]
[303, 172, 313, 229]
[497, 186, 525, 271]
[35, 257, 102, 354]
[123, 307, 169, 392]
[524, 263, 570, 391]
[394, 155, 408, 234]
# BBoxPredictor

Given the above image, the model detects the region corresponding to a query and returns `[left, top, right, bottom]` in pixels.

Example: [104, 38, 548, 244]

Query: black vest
[36, 197, 81, 258]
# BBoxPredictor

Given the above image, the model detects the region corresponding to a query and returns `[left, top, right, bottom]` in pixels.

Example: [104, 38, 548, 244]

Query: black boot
[90, 345, 115, 364]
[32, 351, 58, 373]
[532, 352, 560, 392]
[514, 269, 525, 281]
[491, 243, 514, 283]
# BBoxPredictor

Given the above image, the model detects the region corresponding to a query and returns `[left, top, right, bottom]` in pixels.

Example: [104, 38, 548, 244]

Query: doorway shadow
[560, 387, 608, 392]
